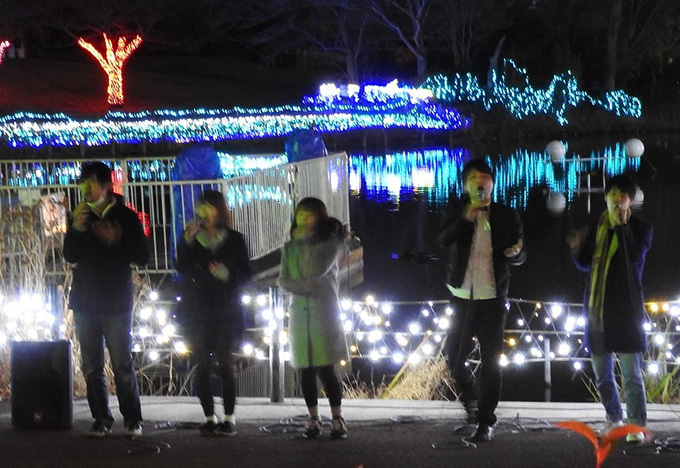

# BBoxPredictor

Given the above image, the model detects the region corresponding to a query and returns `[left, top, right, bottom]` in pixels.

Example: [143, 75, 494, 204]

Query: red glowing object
[555, 421, 650, 468]
[0, 40, 11, 66]
[78, 33, 142, 106]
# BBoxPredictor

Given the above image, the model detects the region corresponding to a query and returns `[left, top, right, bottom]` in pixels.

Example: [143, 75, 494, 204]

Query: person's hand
[504, 238, 523, 257]
[209, 261, 230, 282]
[464, 196, 490, 222]
[343, 223, 352, 241]
[465, 203, 484, 222]
[292, 226, 311, 239]
[184, 220, 200, 242]
[567, 229, 585, 253]
[72, 202, 91, 231]
[610, 206, 630, 226]
[92, 219, 122, 247]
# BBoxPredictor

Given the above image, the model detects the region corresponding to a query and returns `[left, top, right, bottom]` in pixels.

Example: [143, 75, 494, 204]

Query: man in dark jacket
[63, 162, 149, 437]
[438, 159, 526, 442]
[569, 174, 652, 443]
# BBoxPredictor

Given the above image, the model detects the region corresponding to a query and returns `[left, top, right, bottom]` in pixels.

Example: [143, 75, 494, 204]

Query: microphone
[476, 187, 486, 202]
[617, 203, 627, 224]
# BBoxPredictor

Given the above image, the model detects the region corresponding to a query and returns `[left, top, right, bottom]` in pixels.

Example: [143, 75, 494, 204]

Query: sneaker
[330, 416, 347, 439]
[199, 421, 219, 436]
[304, 417, 322, 439]
[626, 431, 645, 443]
[87, 420, 112, 438]
[124, 421, 143, 437]
[470, 423, 494, 442]
[216, 421, 237, 436]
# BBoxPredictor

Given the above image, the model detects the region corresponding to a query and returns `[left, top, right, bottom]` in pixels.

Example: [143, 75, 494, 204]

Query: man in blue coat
[64, 162, 149, 438]
[438, 159, 526, 442]
[570, 174, 652, 443]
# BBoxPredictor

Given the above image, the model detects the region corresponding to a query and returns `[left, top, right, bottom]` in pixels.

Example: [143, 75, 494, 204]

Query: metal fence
[0, 152, 349, 275]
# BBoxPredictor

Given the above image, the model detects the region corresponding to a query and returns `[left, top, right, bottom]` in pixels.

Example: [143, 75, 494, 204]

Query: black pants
[300, 365, 343, 408]
[446, 297, 507, 426]
[184, 323, 236, 416]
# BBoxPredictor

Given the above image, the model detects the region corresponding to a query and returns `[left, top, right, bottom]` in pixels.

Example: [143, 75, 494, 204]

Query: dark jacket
[438, 195, 526, 299]
[175, 229, 252, 332]
[572, 215, 653, 353]
[64, 194, 149, 314]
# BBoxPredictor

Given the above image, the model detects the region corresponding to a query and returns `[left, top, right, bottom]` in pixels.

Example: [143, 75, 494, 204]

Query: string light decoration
[0, 80, 468, 148]
[77, 33, 143, 106]
[33, 288, 669, 395]
[0, 154, 289, 188]
[0, 40, 11, 66]
[3, 288, 677, 398]
[421, 59, 642, 125]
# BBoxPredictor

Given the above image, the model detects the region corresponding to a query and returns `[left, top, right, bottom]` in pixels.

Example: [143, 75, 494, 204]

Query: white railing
[0, 152, 349, 275]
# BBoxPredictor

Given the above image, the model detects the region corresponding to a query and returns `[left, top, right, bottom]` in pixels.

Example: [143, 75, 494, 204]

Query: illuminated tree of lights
[0, 40, 11, 66]
[78, 33, 142, 106]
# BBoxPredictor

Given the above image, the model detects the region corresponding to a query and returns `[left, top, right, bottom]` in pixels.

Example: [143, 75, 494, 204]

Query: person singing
[64, 161, 149, 438]
[175, 190, 252, 436]
[438, 159, 526, 442]
[569, 174, 652, 443]
[278, 197, 350, 439]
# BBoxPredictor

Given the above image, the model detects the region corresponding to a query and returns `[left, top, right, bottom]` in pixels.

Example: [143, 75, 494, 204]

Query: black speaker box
[11, 340, 73, 430]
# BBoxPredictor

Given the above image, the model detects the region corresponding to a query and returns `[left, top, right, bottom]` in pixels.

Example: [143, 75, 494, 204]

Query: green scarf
[588, 211, 618, 331]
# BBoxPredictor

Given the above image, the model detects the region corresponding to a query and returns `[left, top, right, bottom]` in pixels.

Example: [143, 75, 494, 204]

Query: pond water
[347, 135, 680, 305]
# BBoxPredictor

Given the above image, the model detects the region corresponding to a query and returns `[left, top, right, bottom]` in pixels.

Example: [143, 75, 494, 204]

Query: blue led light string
[421, 59, 642, 125]
[0, 80, 470, 149]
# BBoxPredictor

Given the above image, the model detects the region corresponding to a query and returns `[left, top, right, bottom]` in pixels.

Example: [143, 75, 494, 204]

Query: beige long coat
[278, 233, 350, 368]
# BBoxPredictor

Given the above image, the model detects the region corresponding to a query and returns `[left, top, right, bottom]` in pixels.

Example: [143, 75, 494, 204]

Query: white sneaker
[304, 417, 321, 439]
[626, 431, 645, 443]
[330, 416, 347, 439]
[124, 421, 143, 437]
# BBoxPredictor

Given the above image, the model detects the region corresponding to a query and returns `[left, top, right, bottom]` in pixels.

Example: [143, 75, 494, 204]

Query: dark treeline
[2, 0, 680, 93]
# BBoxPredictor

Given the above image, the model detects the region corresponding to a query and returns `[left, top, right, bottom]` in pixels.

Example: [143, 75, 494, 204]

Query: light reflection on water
[349, 145, 641, 210]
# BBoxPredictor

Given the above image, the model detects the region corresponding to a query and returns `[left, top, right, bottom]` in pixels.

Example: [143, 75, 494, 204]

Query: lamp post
[269, 287, 285, 402]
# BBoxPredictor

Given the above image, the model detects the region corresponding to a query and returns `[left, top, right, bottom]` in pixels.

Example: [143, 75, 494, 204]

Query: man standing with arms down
[569, 174, 652, 443]
[438, 159, 526, 442]
[64, 162, 149, 437]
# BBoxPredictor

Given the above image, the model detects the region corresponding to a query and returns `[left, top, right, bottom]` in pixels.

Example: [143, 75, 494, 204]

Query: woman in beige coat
[279, 197, 350, 439]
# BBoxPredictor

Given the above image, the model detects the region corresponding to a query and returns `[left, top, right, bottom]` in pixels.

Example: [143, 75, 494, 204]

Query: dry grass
[0, 197, 88, 398]
[0, 202, 50, 398]
[342, 355, 457, 401]
[382, 355, 455, 401]
[342, 372, 387, 399]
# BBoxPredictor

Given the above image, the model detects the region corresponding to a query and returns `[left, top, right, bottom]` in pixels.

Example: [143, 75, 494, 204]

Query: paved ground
[2, 397, 680, 467]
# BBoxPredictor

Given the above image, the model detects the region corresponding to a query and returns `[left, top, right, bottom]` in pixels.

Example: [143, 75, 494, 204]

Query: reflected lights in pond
[349, 144, 641, 210]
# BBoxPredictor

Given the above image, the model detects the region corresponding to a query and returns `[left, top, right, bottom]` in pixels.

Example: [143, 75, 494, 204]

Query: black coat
[573, 215, 653, 353]
[64, 194, 150, 315]
[438, 195, 526, 299]
[175, 229, 252, 332]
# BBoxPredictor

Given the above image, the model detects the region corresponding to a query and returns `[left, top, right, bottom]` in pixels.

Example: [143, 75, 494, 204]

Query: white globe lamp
[546, 140, 566, 162]
[546, 191, 566, 215]
[625, 138, 644, 158]
[633, 188, 644, 208]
